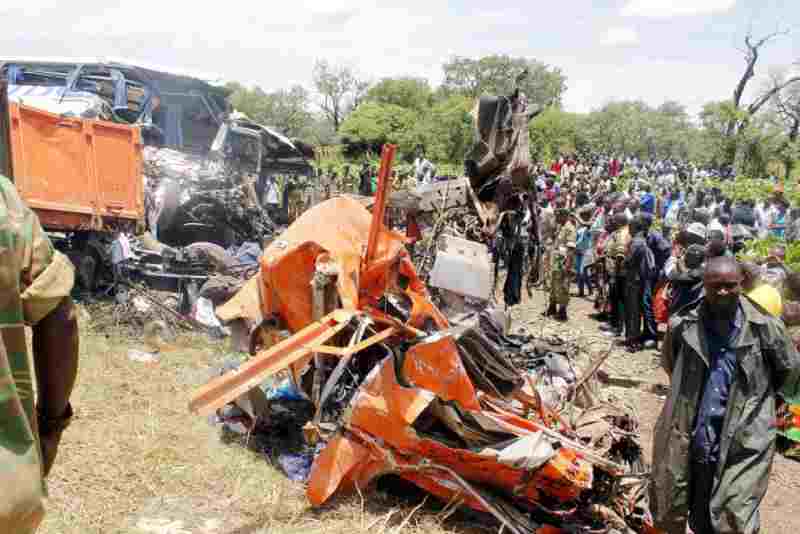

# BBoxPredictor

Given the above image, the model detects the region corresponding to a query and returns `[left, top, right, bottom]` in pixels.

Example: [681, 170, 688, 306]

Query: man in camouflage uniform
[0, 175, 78, 533]
[601, 213, 631, 337]
[544, 206, 576, 321]
[538, 202, 556, 291]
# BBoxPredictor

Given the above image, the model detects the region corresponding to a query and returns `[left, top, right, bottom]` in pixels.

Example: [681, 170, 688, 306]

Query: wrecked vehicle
[0, 58, 313, 288]
[149, 114, 312, 248]
[190, 146, 655, 534]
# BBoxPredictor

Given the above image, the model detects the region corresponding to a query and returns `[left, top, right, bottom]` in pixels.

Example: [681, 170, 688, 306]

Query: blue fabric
[575, 252, 585, 275]
[575, 253, 593, 294]
[640, 192, 656, 215]
[277, 452, 314, 482]
[691, 306, 743, 464]
[7, 65, 24, 84]
[575, 226, 592, 253]
[771, 210, 786, 239]
[163, 104, 184, 148]
[662, 197, 671, 219]
[228, 241, 262, 266]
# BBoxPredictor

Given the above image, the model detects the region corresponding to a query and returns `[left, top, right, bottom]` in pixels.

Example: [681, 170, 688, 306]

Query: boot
[542, 302, 556, 317]
[556, 305, 568, 322]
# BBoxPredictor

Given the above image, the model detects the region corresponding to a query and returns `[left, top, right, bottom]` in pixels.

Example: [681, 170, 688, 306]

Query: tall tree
[528, 107, 583, 162]
[365, 77, 433, 111]
[312, 60, 368, 131]
[441, 55, 567, 108]
[338, 102, 417, 153]
[228, 83, 314, 138]
[410, 95, 474, 163]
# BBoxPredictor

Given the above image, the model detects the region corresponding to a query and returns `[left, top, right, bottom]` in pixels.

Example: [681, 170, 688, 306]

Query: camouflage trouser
[549, 264, 570, 306]
[541, 243, 553, 290]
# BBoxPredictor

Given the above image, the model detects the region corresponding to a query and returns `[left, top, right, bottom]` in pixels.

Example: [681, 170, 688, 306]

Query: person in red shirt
[405, 208, 422, 256]
[609, 158, 620, 178]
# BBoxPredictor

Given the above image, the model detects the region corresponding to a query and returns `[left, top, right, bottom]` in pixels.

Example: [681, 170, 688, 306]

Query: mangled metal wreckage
[190, 147, 654, 534]
[1, 58, 313, 292]
[2, 58, 313, 248]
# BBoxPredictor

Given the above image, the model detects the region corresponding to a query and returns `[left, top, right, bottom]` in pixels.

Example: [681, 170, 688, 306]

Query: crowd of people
[530, 154, 797, 354]
[529, 153, 800, 534]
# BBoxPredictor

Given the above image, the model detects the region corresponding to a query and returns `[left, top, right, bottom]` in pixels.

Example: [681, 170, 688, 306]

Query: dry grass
[38, 308, 481, 534]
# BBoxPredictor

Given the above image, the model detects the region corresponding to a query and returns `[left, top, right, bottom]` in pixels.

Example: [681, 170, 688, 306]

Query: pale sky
[1, 0, 797, 117]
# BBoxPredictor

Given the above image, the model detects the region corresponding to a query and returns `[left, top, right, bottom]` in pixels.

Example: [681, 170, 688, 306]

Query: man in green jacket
[651, 256, 800, 534]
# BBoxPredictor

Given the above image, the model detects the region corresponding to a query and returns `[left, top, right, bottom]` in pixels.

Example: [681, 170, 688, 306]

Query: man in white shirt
[414, 157, 435, 185]
[754, 201, 770, 239]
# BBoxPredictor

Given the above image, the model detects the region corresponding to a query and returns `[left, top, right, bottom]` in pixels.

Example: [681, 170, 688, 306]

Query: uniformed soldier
[0, 175, 79, 533]
[544, 205, 576, 321]
[600, 213, 631, 336]
[538, 202, 556, 291]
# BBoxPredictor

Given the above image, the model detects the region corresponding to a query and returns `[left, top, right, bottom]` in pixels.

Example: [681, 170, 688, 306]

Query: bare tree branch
[733, 28, 791, 107]
[749, 76, 800, 115]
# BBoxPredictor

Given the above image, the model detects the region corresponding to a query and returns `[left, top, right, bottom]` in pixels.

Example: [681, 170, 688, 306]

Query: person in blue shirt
[574, 207, 594, 298]
[652, 257, 800, 534]
[639, 183, 656, 215]
[769, 196, 788, 239]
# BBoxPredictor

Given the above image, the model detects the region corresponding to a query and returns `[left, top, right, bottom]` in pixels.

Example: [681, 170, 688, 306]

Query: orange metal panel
[402, 335, 480, 411]
[188, 310, 355, 416]
[7, 102, 143, 230]
[307, 432, 388, 506]
[258, 196, 435, 333]
[364, 144, 396, 267]
[342, 357, 593, 506]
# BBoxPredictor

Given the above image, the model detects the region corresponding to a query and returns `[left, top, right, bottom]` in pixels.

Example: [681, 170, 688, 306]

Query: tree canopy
[441, 55, 567, 108]
[223, 46, 799, 179]
[364, 77, 433, 111]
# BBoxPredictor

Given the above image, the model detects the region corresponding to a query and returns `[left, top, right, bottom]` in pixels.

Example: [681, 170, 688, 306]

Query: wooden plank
[313, 345, 348, 356]
[189, 310, 355, 416]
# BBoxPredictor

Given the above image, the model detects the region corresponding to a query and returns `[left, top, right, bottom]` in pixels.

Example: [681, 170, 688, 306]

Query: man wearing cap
[544, 204, 576, 321]
[652, 257, 800, 534]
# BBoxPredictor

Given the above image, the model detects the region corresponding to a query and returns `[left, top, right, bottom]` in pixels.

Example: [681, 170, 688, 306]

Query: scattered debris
[189, 146, 656, 534]
[128, 349, 160, 364]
